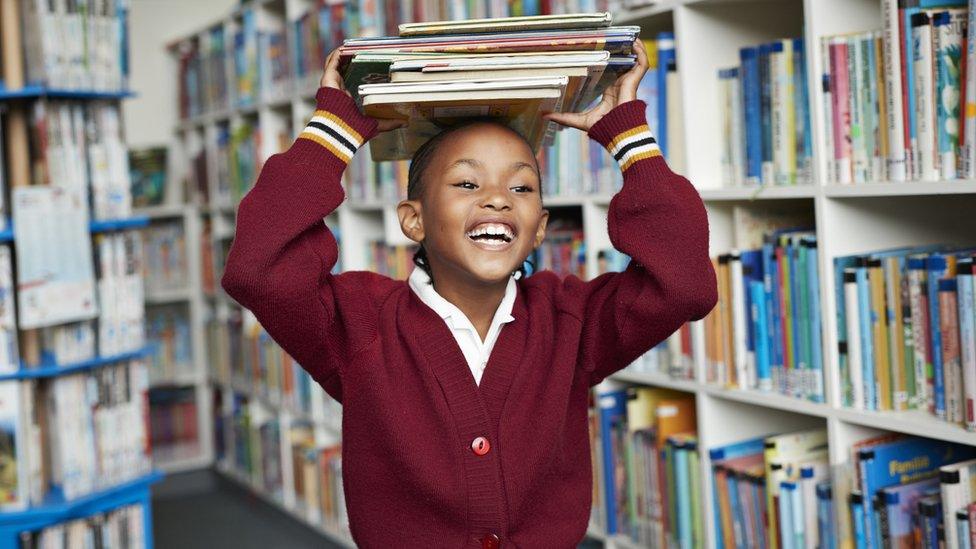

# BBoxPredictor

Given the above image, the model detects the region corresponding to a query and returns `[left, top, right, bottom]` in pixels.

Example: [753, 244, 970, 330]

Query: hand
[320, 49, 404, 133]
[542, 39, 650, 132]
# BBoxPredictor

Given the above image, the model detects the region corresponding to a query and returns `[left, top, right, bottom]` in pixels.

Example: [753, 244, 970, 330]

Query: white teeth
[466, 223, 514, 239]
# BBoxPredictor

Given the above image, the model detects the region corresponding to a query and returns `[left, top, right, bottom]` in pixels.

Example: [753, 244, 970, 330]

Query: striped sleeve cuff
[587, 100, 661, 172]
[297, 87, 378, 164]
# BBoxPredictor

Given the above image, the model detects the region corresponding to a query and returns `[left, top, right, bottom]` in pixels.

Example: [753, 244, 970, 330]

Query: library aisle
[4, 0, 976, 547]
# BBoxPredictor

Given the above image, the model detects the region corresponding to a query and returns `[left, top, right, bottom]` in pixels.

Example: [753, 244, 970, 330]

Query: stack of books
[337, 12, 640, 160]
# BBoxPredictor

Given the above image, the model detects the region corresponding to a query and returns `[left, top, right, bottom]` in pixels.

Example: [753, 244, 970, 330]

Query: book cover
[939, 278, 964, 424]
[940, 458, 976, 549]
[742, 46, 763, 184]
[880, 476, 939, 549]
[957, 259, 976, 431]
[398, 11, 613, 36]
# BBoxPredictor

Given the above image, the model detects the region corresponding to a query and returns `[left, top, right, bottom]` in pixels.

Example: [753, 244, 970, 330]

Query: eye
[453, 180, 477, 190]
[511, 185, 534, 193]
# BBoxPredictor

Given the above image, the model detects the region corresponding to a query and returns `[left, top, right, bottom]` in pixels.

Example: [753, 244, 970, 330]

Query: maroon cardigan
[221, 87, 717, 548]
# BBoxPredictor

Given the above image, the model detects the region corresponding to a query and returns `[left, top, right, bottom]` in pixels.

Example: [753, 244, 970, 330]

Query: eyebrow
[446, 158, 537, 175]
[446, 158, 484, 170]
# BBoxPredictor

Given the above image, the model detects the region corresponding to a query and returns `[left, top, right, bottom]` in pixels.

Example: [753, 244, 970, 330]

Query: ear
[533, 209, 549, 248]
[397, 199, 425, 244]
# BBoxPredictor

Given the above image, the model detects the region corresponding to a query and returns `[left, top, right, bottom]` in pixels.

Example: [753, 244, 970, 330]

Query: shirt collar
[408, 267, 517, 327]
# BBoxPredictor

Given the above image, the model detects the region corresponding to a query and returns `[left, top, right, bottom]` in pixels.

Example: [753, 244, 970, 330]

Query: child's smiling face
[398, 122, 549, 286]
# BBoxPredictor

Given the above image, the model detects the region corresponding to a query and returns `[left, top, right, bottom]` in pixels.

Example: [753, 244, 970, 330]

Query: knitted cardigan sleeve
[569, 100, 718, 386]
[221, 87, 394, 402]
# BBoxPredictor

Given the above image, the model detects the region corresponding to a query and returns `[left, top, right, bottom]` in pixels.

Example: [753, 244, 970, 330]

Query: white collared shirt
[407, 267, 517, 386]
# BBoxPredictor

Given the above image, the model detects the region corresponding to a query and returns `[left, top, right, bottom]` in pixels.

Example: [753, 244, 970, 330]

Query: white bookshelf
[166, 0, 976, 547]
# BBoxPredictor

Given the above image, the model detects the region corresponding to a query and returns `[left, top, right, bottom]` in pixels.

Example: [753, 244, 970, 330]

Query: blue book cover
[762, 237, 782, 378]
[741, 47, 762, 183]
[750, 280, 772, 390]
[881, 476, 939, 548]
[779, 481, 797, 549]
[759, 42, 774, 184]
[926, 253, 949, 419]
[816, 482, 835, 549]
[793, 37, 812, 180]
[918, 494, 942, 549]
[670, 438, 694, 549]
[856, 259, 877, 410]
[597, 390, 628, 535]
[788, 236, 804, 396]
[858, 437, 976, 548]
[851, 492, 867, 549]
[742, 250, 764, 357]
[656, 32, 675, 157]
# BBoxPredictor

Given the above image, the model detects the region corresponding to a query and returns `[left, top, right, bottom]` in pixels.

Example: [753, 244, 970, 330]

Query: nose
[481, 184, 511, 211]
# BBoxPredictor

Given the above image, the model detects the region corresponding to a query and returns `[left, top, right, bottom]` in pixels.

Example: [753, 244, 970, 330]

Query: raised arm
[544, 40, 717, 386]
[220, 79, 390, 401]
[570, 103, 717, 385]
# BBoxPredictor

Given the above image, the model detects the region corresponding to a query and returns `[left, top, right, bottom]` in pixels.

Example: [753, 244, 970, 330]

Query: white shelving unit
[165, 0, 976, 547]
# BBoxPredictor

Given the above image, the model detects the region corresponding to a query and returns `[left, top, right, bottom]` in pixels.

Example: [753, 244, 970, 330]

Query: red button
[482, 533, 500, 549]
[471, 436, 490, 456]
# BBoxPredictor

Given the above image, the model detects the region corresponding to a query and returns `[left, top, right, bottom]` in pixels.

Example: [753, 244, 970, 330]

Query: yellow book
[717, 256, 733, 386]
[868, 258, 891, 410]
[884, 256, 908, 410]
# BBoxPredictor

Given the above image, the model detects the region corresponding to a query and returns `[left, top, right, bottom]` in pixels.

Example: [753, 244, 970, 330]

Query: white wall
[123, 0, 237, 148]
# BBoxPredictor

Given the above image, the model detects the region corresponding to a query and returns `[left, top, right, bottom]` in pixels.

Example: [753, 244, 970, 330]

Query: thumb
[376, 119, 406, 133]
[542, 111, 588, 131]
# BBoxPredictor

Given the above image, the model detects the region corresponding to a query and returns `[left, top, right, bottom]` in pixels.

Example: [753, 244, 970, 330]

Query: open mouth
[466, 223, 516, 249]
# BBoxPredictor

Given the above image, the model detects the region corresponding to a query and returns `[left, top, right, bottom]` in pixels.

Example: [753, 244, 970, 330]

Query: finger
[617, 40, 648, 103]
[542, 111, 588, 131]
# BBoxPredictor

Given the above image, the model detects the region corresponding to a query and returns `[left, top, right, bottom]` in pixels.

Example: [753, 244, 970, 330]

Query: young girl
[222, 40, 717, 548]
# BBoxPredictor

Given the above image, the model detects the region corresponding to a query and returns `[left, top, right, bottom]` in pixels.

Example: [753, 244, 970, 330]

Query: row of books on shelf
[92, 232, 145, 359]
[25, 101, 134, 221]
[177, 0, 650, 118]
[822, 1, 976, 184]
[140, 222, 189, 296]
[148, 387, 199, 459]
[145, 305, 193, 384]
[589, 388, 976, 549]
[704, 229, 825, 403]
[590, 387, 700, 546]
[0, 358, 152, 510]
[207, 307, 331, 423]
[3, 232, 146, 373]
[834, 246, 976, 431]
[18, 0, 129, 92]
[217, 390, 349, 535]
[17, 503, 147, 549]
[179, 120, 264, 211]
[717, 38, 814, 187]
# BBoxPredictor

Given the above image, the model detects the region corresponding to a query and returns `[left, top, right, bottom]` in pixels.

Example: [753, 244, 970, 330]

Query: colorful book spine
[933, 9, 965, 179]
[964, 0, 976, 177]
[742, 47, 763, 184]
[829, 37, 853, 183]
[957, 259, 976, 431]
[883, 0, 909, 180]
[940, 278, 964, 424]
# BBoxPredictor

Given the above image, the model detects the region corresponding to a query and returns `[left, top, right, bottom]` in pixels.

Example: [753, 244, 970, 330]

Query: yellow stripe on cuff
[299, 131, 352, 163]
[608, 124, 651, 152]
[314, 110, 364, 146]
[620, 148, 661, 172]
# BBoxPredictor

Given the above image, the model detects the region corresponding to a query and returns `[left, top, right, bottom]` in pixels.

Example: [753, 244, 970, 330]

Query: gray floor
[151, 469, 604, 548]
[151, 469, 343, 549]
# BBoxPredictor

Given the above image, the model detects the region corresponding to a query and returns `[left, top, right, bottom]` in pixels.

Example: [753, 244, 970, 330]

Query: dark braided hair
[406, 119, 542, 284]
